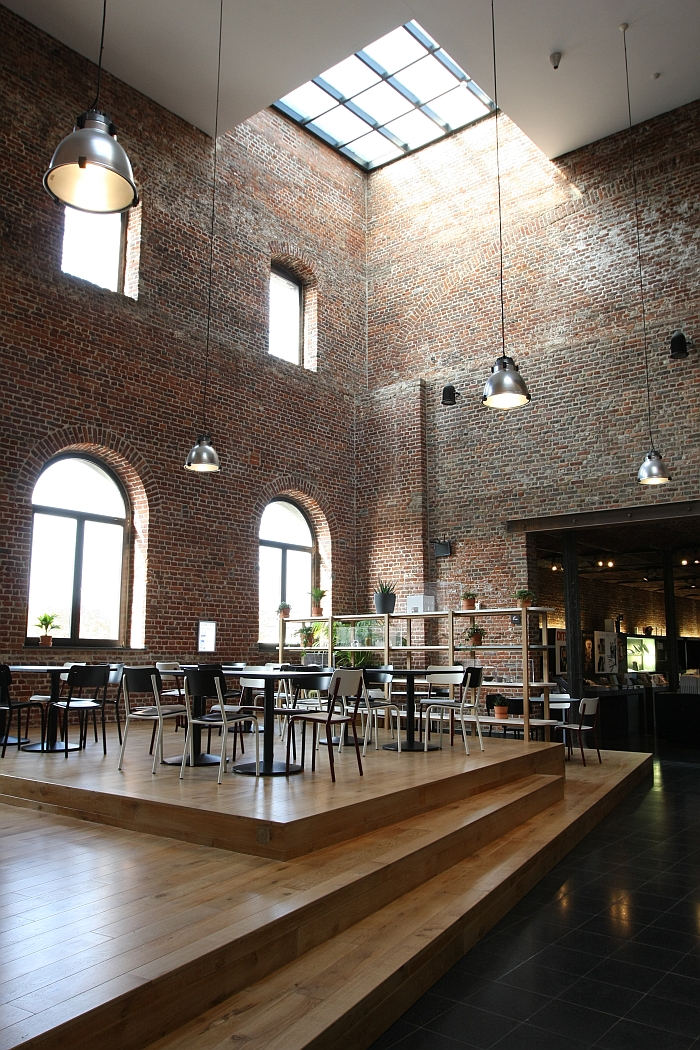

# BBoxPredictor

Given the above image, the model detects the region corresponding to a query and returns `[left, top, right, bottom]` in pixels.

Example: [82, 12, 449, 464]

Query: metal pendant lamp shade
[44, 109, 138, 213]
[637, 449, 670, 486]
[185, 436, 220, 472]
[482, 355, 531, 410]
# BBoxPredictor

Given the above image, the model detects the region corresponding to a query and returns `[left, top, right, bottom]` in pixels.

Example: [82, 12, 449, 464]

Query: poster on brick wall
[594, 631, 618, 673]
[555, 630, 567, 675]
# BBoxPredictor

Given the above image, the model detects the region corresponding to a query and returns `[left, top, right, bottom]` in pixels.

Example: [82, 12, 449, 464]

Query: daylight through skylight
[274, 21, 494, 170]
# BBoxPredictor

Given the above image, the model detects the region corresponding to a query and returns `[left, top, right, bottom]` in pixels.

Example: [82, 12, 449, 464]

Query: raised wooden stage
[0, 724, 651, 1050]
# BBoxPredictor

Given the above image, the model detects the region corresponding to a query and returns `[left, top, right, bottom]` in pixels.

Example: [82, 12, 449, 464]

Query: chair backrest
[463, 666, 483, 690]
[156, 661, 182, 681]
[578, 697, 599, 719]
[328, 668, 364, 717]
[364, 669, 393, 687]
[108, 663, 124, 687]
[66, 664, 110, 697]
[0, 664, 11, 708]
[240, 676, 265, 690]
[292, 673, 332, 693]
[123, 666, 162, 714]
[426, 665, 464, 687]
[185, 667, 226, 699]
[60, 661, 86, 681]
[549, 692, 570, 701]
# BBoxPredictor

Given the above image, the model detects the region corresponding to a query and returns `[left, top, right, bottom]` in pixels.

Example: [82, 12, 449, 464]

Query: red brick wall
[0, 6, 366, 674]
[366, 103, 700, 611]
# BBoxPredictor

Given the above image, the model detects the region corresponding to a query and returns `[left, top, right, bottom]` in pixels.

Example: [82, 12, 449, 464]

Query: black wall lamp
[432, 538, 452, 557]
[670, 330, 694, 359]
[441, 384, 462, 406]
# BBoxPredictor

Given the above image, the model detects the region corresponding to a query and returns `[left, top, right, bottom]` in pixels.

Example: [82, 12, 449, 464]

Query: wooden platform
[0, 724, 564, 859]
[0, 723, 651, 1050]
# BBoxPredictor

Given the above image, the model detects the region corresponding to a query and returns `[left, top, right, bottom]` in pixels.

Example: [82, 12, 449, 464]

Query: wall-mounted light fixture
[441, 384, 461, 406]
[669, 330, 689, 359]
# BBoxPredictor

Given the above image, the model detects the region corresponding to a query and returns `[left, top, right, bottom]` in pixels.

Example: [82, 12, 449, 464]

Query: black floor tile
[557, 975, 645, 1016]
[463, 981, 550, 1023]
[595, 1017, 696, 1050]
[401, 992, 453, 1027]
[626, 994, 700, 1038]
[631, 926, 698, 954]
[424, 1002, 519, 1048]
[556, 928, 625, 958]
[610, 940, 686, 973]
[527, 997, 617, 1043]
[369, 1020, 418, 1049]
[578, 914, 646, 942]
[431, 969, 491, 1003]
[584, 958, 667, 994]
[388, 1029, 465, 1050]
[497, 961, 579, 996]
[531, 943, 600, 977]
[489, 1021, 591, 1049]
[671, 953, 700, 981]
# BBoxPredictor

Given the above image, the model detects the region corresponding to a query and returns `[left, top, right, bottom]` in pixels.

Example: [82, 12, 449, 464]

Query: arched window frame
[26, 452, 131, 647]
[258, 497, 318, 646]
[269, 264, 305, 366]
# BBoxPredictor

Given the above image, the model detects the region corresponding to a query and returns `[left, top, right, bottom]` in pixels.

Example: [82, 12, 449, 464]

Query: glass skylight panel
[384, 109, 444, 149]
[361, 25, 426, 74]
[342, 131, 403, 165]
[273, 18, 494, 169]
[353, 81, 413, 125]
[425, 84, 490, 128]
[319, 54, 380, 98]
[310, 105, 372, 146]
[392, 54, 459, 104]
[278, 81, 336, 121]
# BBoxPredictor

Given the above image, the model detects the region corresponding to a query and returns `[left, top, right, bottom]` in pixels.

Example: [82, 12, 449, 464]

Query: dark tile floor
[369, 749, 700, 1050]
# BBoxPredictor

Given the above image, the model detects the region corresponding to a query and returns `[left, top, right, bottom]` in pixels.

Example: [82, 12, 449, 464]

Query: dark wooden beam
[507, 500, 700, 535]
[562, 531, 584, 701]
[663, 550, 680, 692]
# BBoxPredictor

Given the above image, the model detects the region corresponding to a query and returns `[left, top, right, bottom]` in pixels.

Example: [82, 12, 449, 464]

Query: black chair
[181, 667, 259, 782]
[102, 663, 124, 745]
[362, 668, 402, 752]
[556, 698, 601, 766]
[49, 665, 111, 756]
[285, 668, 363, 782]
[0, 664, 46, 757]
[118, 667, 187, 773]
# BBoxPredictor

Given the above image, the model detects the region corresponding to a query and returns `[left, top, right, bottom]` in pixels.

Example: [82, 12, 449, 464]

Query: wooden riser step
[0, 773, 562, 1050]
[143, 752, 652, 1050]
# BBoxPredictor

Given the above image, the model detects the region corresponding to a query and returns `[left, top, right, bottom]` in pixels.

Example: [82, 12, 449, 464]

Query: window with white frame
[61, 207, 127, 293]
[26, 456, 128, 645]
[269, 266, 303, 364]
[258, 500, 314, 643]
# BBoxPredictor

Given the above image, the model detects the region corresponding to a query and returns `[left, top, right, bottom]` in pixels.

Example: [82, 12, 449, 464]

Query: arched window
[259, 499, 314, 643]
[26, 456, 129, 645]
[269, 266, 303, 364]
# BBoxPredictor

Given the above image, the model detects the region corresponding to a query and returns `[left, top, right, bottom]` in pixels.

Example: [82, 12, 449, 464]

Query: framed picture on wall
[594, 630, 618, 673]
[555, 630, 567, 675]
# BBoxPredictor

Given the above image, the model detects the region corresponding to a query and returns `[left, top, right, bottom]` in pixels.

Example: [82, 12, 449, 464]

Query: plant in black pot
[374, 579, 397, 614]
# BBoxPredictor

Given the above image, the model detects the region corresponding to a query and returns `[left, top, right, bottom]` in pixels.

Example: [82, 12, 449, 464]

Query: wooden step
[0, 773, 562, 1050]
[143, 752, 652, 1050]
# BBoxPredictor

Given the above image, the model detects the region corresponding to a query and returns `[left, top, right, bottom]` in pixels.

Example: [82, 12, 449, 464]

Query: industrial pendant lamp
[619, 24, 670, 486]
[482, 0, 531, 411]
[43, 0, 138, 213]
[185, 0, 224, 473]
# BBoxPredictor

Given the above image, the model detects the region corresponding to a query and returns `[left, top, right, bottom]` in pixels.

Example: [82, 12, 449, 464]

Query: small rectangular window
[269, 268, 302, 364]
[61, 207, 125, 293]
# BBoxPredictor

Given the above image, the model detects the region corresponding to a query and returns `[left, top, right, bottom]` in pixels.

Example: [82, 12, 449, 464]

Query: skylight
[274, 21, 494, 171]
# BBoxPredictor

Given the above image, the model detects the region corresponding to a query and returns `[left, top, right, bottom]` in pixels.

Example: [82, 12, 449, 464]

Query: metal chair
[556, 697, 601, 766]
[118, 667, 187, 773]
[0, 665, 46, 756]
[285, 668, 363, 782]
[362, 667, 403, 753]
[49, 665, 110, 756]
[180, 667, 259, 783]
[420, 666, 485, 754]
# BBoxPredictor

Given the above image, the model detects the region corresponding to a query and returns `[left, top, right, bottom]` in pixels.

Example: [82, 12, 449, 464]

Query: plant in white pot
[36, 613, 60, 647]
[374, 579, 396, 614]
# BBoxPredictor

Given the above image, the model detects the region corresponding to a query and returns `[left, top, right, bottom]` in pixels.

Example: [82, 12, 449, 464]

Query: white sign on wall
[198, 620, 216, 653]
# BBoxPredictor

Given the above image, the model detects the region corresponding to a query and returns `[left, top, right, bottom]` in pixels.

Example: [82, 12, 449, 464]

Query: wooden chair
[0, 664, 46, 756]
[285, 668, 363, 782]
[556, 697, 601, 766]
[49, 665, 110, 756]
[421, 666, 485, 754]
[180, 668, 259, 783]
[118, 667, 187, 773]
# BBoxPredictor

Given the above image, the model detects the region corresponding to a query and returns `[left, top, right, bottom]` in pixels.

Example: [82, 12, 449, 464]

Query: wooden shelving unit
[278, 606, 555, 736]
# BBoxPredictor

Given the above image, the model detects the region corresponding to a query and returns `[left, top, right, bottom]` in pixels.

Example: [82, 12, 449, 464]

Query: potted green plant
[461, 589, 477, 611]
[374, 579, 396, 614]
[467, 624, 485, 646]
[513, 588, 537, 608]
[36, 613, 60, 647]
[277, 602, 291, 619]
[296, 622, 317, 649]
[310, 587, 326, 617]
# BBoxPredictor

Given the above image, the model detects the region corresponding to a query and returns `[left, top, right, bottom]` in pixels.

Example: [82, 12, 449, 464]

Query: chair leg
[149, 721, 157, 755]
[311, 723, 317, 772]
[117, 717, 130, 769]
[286, 719, 294, 775]
[351, 719, 363, 777]
[115, 703, 122, 746]
[461, 714, 470, 755]
[253, 720, 259, 775]
[594, 726, 602, 764]
[64, 708, 69, 758]
[1, 708, 11, 758]
[326, 724, 336, 783]
[101, 706, 107, 756]
[180, 724, 192, 779]
[92, 708, 98, 743]
[152, 721, 163, 775]
[217, 724, 226, 785]
[474, 712, 484, 752]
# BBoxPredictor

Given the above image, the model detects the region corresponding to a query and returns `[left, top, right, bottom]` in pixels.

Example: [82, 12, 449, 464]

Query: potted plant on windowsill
[310, 588, 326, 617]
[461, 589, 477, 611]
[36, 613, 60, 647]
[467, 624, 485, 646]
[513, 589, 537, 608]
[374, 579, 396, 614]
[278, 602, 291, 619]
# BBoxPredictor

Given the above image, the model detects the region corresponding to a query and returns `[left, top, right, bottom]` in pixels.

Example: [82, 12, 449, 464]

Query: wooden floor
[0, 721, 651, 1050]
[0, 723, 564, 858]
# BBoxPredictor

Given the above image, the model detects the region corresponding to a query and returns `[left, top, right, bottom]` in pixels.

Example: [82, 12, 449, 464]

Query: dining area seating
[285, 667, 364, 782]
[118, 667, 188, 774]
[180, 666, 260, 782]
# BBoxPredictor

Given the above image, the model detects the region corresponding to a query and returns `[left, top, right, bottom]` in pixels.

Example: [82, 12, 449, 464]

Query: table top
[465, 715, 561, 727]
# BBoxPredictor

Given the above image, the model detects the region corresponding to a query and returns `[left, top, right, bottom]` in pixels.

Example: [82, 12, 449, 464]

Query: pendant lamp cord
[89, 0, 107, 111]
[621, 24, 653, 449]
[491, 0, 506, 357]
[201, 0, 223, 435]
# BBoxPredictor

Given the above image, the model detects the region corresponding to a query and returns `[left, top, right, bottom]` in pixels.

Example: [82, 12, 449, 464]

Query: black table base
[383, 740, 440, 752]
[233, 760, 302, 776]
[163, 752, 221, 767]
[22, 741, 81, 753]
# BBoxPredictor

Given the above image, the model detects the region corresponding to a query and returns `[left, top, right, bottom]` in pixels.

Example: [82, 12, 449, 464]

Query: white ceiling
[6, 0, 700, 158]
